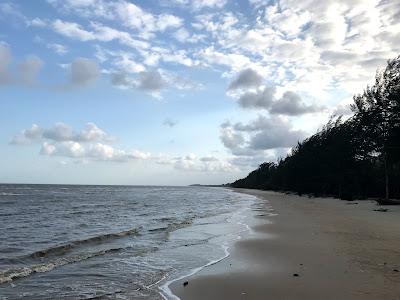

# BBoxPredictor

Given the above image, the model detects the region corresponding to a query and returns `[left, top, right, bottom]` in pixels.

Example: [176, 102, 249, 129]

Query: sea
[0, 184, 258, 299]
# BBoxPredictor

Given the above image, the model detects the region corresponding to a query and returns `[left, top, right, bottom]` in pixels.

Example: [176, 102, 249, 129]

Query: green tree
[352, 56, 400, 200]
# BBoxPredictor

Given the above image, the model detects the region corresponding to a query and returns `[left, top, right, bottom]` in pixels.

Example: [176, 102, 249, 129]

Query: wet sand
[170, 189, 400, 300]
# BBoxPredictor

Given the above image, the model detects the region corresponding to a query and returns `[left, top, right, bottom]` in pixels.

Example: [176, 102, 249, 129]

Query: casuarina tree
[352, 56, 400, 200]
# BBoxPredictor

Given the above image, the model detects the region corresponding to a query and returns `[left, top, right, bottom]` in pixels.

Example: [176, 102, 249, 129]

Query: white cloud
[0, 43, 12, 85]
[173, 28, 207, 44]
[269, 91, 323, 116]
[18, 56, 43, 86]
[113, 52, 146, 73]
[238, 87, 275, 110]
[12, 122, 151, 163]
[86, 143, 151, 161]
[10, 124, 43, 145]
[0, 2, 28, 24]
[89, 22, 150, 49]
[0, 44, 43, 87]
[41, 141, 85, 157]
[173, 27, 190, 43]
[11, 122, 114, 144]
[220, 115, 306, 169]
[77, 122, 114, 142]
[40, 141, 151, 162]
[68, 57, 99, 87]
[157, 14, 182, 31]
[137, 70, 166, 91]
[162, 50, 194, 67]
[228, 68, 264, 91]
[52, 20, 150, 50]
[47, 43, 68, 55]
[30, 17, 47, 27]
[114, 1, 182, 37]
[11, 122, 236, 171]
[198, 46, 252, 72]
[192, 0, 227, 10]
[220, 126, 245, 149]
[111, 71, 134, 89]
[110, 69, 201, 96]
[52, 19, 95, 41]
[158, 153, 236, 172]
[234, 85, 323, 116]
[265, 5, 311, 37]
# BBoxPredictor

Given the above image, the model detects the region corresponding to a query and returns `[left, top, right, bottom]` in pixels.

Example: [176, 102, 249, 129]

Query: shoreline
[169, 188, 400, 300]
[158, 188, 258, 300]
[159, 244, 231, 300]
[159, 189, 259, 299]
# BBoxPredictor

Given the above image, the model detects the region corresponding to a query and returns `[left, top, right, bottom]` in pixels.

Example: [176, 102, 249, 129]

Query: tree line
[230, 56, 400, 200]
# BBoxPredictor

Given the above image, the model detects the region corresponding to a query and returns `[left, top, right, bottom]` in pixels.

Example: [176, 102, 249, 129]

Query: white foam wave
[158, 194, 256, 300]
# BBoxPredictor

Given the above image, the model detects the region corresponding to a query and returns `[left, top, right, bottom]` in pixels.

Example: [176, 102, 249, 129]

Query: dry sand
[170, 189, 400, 300]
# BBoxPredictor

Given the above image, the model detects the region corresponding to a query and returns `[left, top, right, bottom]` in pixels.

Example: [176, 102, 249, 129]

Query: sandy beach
[170, 189, 400, 300]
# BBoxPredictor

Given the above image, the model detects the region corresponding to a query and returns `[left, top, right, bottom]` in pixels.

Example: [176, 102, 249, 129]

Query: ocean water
[0, 184, 256, 299]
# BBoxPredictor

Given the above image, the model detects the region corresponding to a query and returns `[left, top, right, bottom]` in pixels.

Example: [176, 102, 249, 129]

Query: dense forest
[230, 56, 400, 200]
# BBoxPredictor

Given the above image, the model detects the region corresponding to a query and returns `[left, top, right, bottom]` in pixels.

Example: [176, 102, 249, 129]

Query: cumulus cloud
[10, 122, 237, 171]
[0, 44, 43, 87]
[270, 91, 323, 116]
[18, 56, 43, 86]
[52, 19, 150, 50]
[0, 43, 12, 85]
[173, 28, 189, 43]
[50, 0, 182, 39]
[249, 125, 305, 150]
[52, 19, 95, 41]
[156, 14, 182, 31]
[137, 70, 165, 91]
[228, 68, 264, 90]
[63, 0, 182, 39]
[200, 156, 219, 162]
[47, 43, 68, 55]
[111, 71, 134, 89]
[40, 141, 85, 157]
[11, 122, 114, 145]
[220, 122, 245, 150]
[238, 87, 275, 109]
[110, 70, 165, 93]
[198, 46, 252, 72]
[220, 126, 245, 149]
[40, 141, 151, 162]
[18, 0, 400, 104]
[236, 86, 322, 115]
[192, 0, 227, 10]
[110, 69, 200, 96]
[219, 115, 307, 170]
[11, 122, 152, 163]
[10, 124, 43, 145]
[30, 17, 47, 27]
[220, 115, 306, 166]
[68, 57, 99, 88]
[157, 153, 235, 172]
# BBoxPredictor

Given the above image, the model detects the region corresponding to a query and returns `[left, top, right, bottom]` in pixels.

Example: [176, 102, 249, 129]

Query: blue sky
[1, 0, 399, 185]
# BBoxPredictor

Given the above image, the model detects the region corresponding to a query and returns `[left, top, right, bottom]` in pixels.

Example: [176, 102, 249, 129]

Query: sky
[0, 0, 399, 185]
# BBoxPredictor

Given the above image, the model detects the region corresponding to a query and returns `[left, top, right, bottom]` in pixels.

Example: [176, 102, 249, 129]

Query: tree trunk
[384, 153, 389, 200]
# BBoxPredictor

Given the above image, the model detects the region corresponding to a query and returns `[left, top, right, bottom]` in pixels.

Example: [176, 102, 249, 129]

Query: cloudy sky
[0, 0, 399, 185]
